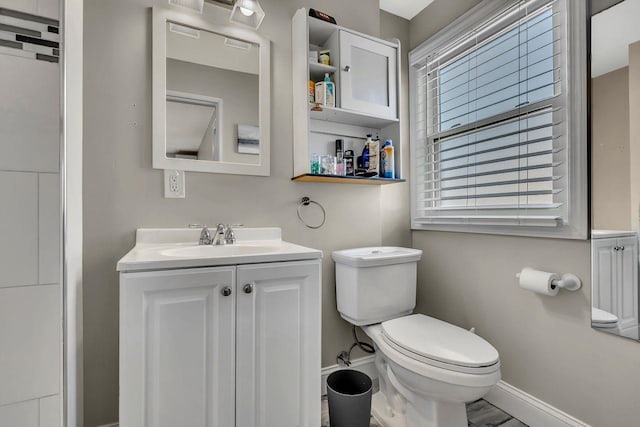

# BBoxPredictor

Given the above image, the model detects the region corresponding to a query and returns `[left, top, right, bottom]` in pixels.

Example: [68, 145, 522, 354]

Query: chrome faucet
[212, 224, 227, 245]
[190, 223, 243, 245]
[224, 225, 238, 245]
[189, 224, 213, 245]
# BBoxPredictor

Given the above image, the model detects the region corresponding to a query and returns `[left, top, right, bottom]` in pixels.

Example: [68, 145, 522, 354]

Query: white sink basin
[117, 227, 322, 272]
[160, 244, 281, 258]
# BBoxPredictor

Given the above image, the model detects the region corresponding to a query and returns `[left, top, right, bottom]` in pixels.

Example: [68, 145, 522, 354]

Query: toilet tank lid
[332, 247, 422, 267]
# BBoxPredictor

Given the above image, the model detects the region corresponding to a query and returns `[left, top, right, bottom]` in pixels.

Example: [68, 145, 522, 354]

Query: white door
[592, 238, 616, 312]
[615, 236, 639, 338]
[120, 267, 236, 427]
[236, 260, 321, 427]
[339, 31, 397, 118]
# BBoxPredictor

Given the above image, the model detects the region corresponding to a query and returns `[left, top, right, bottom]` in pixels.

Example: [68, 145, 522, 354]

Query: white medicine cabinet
[292, 9, 404, 184]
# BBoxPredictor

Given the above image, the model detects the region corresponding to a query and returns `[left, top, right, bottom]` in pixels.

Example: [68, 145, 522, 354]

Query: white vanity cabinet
[592, 233, 639, 338]
[236, 261, 321, 427]
[119, 259, 321, 427]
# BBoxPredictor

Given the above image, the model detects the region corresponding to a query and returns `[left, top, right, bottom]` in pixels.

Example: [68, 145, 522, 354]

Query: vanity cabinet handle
[221, 286, 232, 297]
[343, 65, 351, 72]
[243, 284, 253, 294]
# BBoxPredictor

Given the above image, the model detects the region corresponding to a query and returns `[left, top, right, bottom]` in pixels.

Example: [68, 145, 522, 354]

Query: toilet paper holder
[516, 268, 582, 292]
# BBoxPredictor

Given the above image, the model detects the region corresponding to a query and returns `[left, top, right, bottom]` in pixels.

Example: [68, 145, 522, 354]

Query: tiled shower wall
[0, 0, 61, 425]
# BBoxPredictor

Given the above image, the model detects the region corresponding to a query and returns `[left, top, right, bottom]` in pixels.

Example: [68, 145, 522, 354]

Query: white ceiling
[592, 0, 640, 77]
[379, 0, 434, 20]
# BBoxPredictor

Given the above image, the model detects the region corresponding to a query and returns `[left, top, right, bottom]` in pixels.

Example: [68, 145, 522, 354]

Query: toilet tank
[332, 247, 423, 326]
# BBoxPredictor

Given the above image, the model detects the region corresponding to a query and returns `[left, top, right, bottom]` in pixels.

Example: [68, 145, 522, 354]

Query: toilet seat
[592, 307, 619, 329]
[381, 314, 500, 375]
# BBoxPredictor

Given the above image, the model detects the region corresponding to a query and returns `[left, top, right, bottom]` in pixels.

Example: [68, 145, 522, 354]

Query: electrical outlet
[164, 169, 185, 198]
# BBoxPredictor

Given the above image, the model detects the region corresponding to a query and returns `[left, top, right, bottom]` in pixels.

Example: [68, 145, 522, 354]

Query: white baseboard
[321, 355, 378, 395]
[484, 381, 590, 427]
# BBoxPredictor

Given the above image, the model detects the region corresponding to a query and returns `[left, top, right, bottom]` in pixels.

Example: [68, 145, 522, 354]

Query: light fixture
[168, 0, 204, 14]
[169, 23, 201, 39]
[224, 37, 252, 50]
[229, 0, 265, 30]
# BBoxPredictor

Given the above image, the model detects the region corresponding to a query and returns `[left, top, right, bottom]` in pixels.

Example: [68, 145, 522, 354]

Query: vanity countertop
[117, 227, 322, 272]
[591, 229, 638, 239]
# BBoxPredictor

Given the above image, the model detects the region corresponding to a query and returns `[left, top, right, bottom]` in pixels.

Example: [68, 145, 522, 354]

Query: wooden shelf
[309, 105, 399, 128]
[292, 174, 405, 185]
[309, 61, 337, 80]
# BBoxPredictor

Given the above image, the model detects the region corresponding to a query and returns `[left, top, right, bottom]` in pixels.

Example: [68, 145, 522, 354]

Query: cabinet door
[339, 30, 397, 118]
[236, 260, 321, 427]
[616, 236, 639, 338]
[120, 267, 236, 427]
[592, 238, 616, 312]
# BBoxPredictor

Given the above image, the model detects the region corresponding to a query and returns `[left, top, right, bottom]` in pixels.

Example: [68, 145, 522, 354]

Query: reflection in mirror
[166, 91, 222, 160]
[591, 0, 640, 340]
[165, 22, 260, 165]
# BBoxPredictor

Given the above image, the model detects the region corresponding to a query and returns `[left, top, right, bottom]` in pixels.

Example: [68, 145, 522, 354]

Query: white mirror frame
[152, 6, 271, 176]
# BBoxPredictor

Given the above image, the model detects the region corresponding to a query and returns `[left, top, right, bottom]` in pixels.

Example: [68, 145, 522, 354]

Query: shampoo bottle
[381, 139, 395, 179]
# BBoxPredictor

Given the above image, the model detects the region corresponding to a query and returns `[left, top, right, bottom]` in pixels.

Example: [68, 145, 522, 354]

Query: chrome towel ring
[297, 196, 326, 229]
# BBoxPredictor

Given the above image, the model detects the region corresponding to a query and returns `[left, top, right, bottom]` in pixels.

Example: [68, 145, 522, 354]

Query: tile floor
[321, 396, 528, 427]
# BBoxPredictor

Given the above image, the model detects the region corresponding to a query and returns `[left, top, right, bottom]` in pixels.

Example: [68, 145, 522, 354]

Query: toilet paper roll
[517, 267, 560, 296]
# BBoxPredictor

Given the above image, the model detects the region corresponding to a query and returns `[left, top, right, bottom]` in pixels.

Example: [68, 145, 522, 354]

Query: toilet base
[371, 392, 405, 426]
[371, 389, 468, 427]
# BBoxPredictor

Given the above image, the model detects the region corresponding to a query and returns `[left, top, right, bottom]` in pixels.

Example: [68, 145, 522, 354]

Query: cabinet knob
[243, 283, 253, 294]
[343, 65, 351, 72]
[221, 286, 232, 297]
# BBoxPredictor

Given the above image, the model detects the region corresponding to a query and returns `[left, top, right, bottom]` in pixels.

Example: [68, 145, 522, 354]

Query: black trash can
[326, 369, 372, 427]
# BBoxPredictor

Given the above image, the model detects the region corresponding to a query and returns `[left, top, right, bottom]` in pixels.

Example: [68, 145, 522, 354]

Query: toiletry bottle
[362, 134, 372, 173]
[335, 139, 345, 175]
[308, 80, 315, 104]
[381, 139, 395, 179]
[315, 73, 335, 107]
[319, 49, 331, 65]
[324, 73, 335, 107]
[368, 134, 380, 176]
[344, 150, 355, 176]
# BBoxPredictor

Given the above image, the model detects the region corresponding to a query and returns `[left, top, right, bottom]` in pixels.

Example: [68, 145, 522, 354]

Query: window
[409, 0, 587, 238]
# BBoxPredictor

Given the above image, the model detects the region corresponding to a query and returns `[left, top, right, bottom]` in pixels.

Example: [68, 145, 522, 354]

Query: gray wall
[591, 67, 631, 230]
[410, 1, 640, 426]
[83, 0, 409, 425]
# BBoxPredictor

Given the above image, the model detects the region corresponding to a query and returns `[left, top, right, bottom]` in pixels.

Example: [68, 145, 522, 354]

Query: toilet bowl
[332, 247, 502, 427]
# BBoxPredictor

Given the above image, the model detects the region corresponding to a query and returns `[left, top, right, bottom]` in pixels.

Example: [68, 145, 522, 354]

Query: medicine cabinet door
[339, 30, 397, 118]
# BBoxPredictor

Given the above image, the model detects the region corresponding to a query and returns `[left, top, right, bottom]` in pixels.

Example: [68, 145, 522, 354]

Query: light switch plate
[164, 169, 185, 198]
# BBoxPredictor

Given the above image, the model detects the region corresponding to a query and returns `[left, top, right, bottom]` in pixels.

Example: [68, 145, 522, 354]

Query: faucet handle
[224, 224, 243, 244]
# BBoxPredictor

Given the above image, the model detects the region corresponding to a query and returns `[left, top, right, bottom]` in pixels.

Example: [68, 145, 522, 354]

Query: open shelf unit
[292, 8, 404, 184]
[308, 61, 337, 80]
[292, 174, 405, 185]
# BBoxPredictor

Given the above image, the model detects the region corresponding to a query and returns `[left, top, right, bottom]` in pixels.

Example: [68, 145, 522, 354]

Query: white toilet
[332, 247, 501, 427]
[591, 307, 621, 335]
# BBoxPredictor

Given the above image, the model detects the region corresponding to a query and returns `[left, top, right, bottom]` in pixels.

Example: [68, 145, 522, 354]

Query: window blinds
[411, 0, 570, 228]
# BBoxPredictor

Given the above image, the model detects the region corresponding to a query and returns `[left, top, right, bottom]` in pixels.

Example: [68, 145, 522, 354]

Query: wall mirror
[152, 7, 270, 175]
[591, 0, 640, 340]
